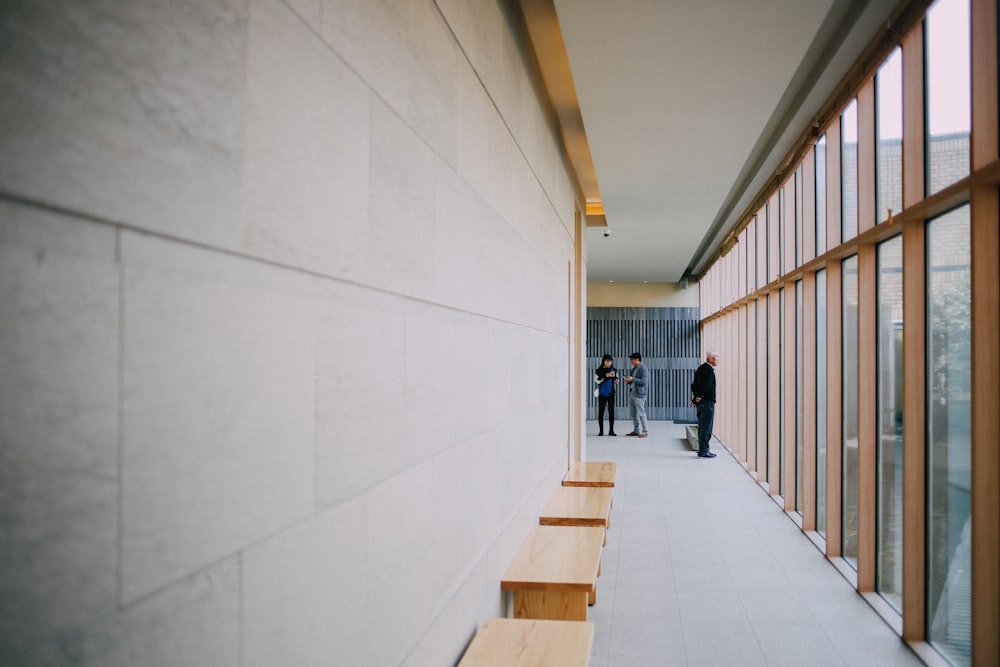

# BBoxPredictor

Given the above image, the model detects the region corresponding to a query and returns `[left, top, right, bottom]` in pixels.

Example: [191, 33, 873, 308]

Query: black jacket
[691, 362, 716, 403]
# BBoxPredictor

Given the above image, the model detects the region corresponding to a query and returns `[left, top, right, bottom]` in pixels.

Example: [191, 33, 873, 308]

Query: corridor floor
[584, 420, 923, 667]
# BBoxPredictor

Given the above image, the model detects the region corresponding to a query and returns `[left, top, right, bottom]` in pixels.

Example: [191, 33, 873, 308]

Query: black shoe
[608, 431, 617, 437]
[697, 452, 717, 458]
[597, 432, 604, 436]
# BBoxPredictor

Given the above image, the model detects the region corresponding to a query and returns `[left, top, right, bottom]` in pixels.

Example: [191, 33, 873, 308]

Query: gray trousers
[629, 394, 648, 434]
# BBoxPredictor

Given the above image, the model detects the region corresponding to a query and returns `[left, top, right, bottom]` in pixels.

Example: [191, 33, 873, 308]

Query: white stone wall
[0, 1, 579, 665]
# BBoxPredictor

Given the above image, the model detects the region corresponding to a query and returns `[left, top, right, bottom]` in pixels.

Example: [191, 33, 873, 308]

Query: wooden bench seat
[501, 525, 605, 621]
[539, 486, 613, 532]
[562, 461, 617, 488]
[457, 618, 594, 667]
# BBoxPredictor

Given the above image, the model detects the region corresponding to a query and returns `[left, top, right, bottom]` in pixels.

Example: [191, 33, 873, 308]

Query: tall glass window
[750, 300, 758, 469]
[779, 287, 785, 497]
[769, 202, 779, 283]
[842, 255, 859, 566]
[876, 48, 903, 224]
[926, 205, 971, 666]
[795, 168, 803, 268]
[877, 236, 904, 610]
[743, 301, 758, 461]
[757, 215, 767, 289]
[779, 190, 786, 276]
[816, 269, 828, 536]
[795, 280, 804, 512]
[842, 100, 859, 241]
[925, 0, 971, 196]
[816, 136, 828, 255]
[761, 297, 769, 480]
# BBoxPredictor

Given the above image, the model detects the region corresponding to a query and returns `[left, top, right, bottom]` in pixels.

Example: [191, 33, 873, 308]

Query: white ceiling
[552, 0, 902, 283]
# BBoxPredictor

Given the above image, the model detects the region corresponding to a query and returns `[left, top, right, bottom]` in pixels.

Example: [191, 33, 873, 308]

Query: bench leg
[512, 590, 589, 621]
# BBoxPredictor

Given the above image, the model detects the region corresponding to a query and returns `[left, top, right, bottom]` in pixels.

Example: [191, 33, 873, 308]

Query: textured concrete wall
[0, 1, 578, 665]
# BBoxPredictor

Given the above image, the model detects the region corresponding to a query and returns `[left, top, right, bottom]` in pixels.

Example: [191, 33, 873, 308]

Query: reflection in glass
[796, 280, 803, 512]
[927, 206, 971, 666]
[877, 236, 904, 610]
[876, 48, 903, 224]
[926, 0, 970, 196]
[816, 136, 827, 255]
[842, 255, 859, 566]
[842, 100, 859, 241]
[816, 270, 828, 535]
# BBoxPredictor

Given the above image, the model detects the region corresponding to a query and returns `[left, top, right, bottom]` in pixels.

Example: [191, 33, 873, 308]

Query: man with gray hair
[690, 350, 719, 458]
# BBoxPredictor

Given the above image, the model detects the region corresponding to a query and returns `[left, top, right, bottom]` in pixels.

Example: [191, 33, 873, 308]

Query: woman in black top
[595, 354, 618, 436]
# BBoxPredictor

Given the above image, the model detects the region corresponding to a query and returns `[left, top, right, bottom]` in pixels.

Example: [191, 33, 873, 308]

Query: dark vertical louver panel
[586, 307, 700, 422]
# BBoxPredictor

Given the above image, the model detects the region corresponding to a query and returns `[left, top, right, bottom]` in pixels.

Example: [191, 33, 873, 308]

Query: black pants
[697, 400, 715, 454]
[598, 394, 615, 433]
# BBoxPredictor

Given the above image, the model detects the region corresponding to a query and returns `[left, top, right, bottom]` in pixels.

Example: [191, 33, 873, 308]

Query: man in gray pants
[624, 352, 649, 437]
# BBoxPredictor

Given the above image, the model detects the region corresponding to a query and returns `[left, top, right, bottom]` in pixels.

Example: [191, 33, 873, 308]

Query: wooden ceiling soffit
[519, 0, 605, 226]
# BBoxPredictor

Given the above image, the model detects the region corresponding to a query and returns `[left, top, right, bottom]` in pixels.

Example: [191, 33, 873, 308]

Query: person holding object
[691, 351, 719, 458]
[624, 352, 649, 438]
[594, 354, 618, 436]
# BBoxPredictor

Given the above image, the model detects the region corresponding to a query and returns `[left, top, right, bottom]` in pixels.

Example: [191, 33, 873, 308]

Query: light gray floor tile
[584, 420, 923, 667]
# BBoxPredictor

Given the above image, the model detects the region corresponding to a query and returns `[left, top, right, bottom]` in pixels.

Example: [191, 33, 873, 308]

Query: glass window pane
[769, 202, 779, 282]
[796, 280, 803, 512]
[757, 215, 767, 289]
[795, 167, 803, 267]
[779, 287, 785, 497]
[877, 236, 904, 611]
[816, 136, 828, 255]
[842, 255, 859, 567]
[926, 205, 971, 666]
[876, 48, 903, 224]
[751, 300, 758, 468]
[817, 269, 828, 535]
[779, 189, 786, 276]
[760, 297, 769, 479]
[926, 0, 970, 196]
[842, 101, 859, 241]
[752, 303, 758, 465]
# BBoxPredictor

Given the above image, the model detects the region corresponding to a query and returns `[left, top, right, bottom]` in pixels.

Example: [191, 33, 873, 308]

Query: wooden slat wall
[586, 307, 700, 422]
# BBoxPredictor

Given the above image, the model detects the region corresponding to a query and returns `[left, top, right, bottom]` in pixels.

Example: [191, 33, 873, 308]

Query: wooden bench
[501, 525, 605, 621]
[562, 461, 617, 488]
[457, 618, 594, 667]
[539, 486, 613, 544]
